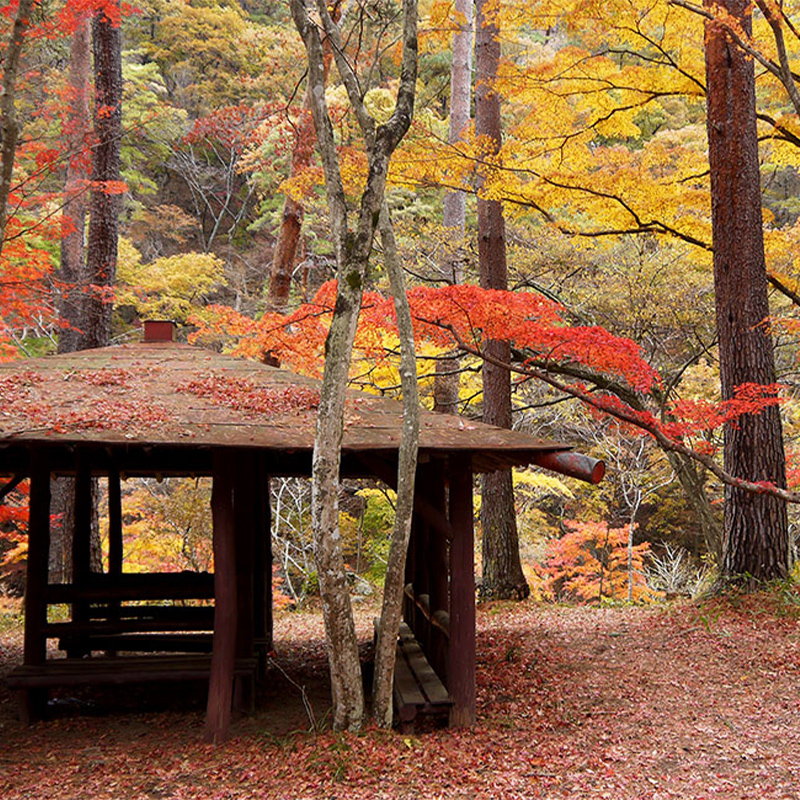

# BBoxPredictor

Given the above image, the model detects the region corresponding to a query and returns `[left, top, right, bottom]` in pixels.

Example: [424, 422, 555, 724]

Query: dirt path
[1, 599, 799, 799]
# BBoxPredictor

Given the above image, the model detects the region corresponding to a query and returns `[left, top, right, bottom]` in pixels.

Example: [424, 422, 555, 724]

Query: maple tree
[540, 520, 655, 603]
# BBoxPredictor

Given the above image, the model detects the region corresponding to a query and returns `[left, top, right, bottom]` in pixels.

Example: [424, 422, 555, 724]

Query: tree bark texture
[475, 0, 528, 600]
[0, 0, 35, 255]
[372, 204, 419, 727]
[84, 8, 123, 349]
[433, 0, 474, 417]
[441, 0, 473, 265]
[59, 20, 93, 354]
[704, 0, 789, 582]
[290, 0, 418, 730]
[267, 1, 341, 310]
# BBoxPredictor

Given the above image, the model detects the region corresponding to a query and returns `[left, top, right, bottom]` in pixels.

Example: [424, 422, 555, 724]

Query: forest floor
[2, 593, 800, 799]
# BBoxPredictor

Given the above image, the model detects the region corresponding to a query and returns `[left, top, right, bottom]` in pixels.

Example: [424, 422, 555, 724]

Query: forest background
[3, 0, 800, 610]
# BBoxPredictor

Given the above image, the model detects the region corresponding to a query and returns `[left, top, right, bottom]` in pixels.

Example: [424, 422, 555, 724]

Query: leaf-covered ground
[2, 596, 800, 799]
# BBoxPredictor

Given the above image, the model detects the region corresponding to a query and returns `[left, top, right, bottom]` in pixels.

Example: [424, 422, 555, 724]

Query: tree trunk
[433, 0, 473, 417]
[50, 20, 96, 583]
[290, 0, 418, 730]
[705, 0, 789, 583]
[267, 2, 342, 310]
[475, 0, 528, 600]
[0, 0, 35, 254]
[441, 0, 473, 276]
[83, 7, 123, 349]
[59, 19, 92, 353]
[372, 203, 419, 727]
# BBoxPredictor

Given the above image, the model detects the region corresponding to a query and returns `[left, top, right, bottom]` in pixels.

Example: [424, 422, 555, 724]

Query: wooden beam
[447, 456, 476, 727]
[0, 473, 24, 502]
[205, 452, 238, 744]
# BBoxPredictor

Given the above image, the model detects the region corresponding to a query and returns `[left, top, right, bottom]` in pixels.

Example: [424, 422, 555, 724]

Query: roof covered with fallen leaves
[0, 340, 568, 472]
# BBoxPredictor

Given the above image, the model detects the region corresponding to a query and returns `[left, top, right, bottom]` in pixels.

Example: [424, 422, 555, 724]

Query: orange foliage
[540, 520, 655, 603]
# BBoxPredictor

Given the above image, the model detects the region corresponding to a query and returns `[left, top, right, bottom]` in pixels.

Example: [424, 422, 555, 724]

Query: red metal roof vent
[143, 320, 176, 343]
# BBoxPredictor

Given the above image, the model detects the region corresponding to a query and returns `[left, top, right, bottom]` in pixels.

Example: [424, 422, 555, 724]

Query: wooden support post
[22, 449, 52, 721]
[233, 452, 255, 712]
[69, 451, 92, 655]
[107, 466, 123, 630]
[428, 458, 449, 682]
[205, 453, 238, 744]
[107, 466, 123, 577]
[414, 470, 430, 645]
[253, 455, 272, 676]
[447, 456, 476, 727]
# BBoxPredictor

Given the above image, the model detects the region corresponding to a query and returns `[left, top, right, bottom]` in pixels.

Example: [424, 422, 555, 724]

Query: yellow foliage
[116, 239, 227, 322]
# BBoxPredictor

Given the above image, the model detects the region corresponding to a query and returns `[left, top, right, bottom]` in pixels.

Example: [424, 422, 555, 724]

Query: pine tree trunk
[475, 0, 528, 600]
[59, 19, 92, 354]
[705, 0, 789, 583]
[433, 0, 473, 416]
[84, 7, 122, 349]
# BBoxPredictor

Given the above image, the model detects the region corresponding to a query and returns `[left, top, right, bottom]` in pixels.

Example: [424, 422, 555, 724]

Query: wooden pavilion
[0, 321, 603, 740]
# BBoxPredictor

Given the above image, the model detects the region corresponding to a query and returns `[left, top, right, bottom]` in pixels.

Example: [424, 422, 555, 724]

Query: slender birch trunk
[372, 204, 419, 727]
[290, 0, 418, 730]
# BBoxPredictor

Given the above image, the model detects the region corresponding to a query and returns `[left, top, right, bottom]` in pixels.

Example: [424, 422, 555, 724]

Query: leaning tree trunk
[372, 203, 419, 727]
[475, 0, 529, 600]
[83, 5, 123, 349]
[705, 0, 789, 583]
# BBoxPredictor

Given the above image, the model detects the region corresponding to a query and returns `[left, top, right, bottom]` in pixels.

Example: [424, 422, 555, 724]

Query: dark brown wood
[21, 450, 51, 723]
[253, 457, 272, 673]
[72, 452, 92, 586]
[205, 454, 238, 743]
[392, 622, 452, 729]
[427, 459, 449, 681]
[448, 456, 476, 727]
[106, 466, 123, 634]
[45, 615, 214, 637]
[107, 467, 123, 576]
[45, 572, 214, 602]
[234, 453, 255, 661]
[8, 655, 256, 688]
[24, 451, 51, 667]
[57, 633, 213, 654]
[705, 0, 789, 582]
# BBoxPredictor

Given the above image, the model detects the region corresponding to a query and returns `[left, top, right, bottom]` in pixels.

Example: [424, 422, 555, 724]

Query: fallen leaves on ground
[2, 596, 800, 799]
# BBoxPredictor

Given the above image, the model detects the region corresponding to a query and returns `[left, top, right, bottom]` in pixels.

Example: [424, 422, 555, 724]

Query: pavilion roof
[0, 338, 569, 473]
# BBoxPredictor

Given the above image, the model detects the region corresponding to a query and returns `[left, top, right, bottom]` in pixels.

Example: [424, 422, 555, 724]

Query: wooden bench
[7, 654, 257, 723]
[392, 622, 452, 730]
[56, 632, 214, 654]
